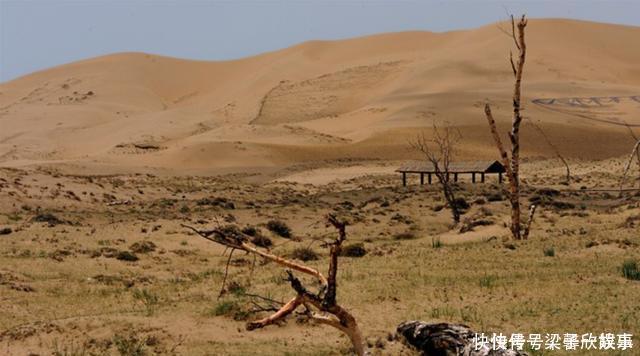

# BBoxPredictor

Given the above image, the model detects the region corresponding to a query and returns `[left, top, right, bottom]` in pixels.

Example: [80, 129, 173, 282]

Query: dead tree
[182, 214, 365, 355]
[620, 138, 640, 194]
[483, 15, 532, 240]
[623, 123, 640, 188]
[410, 123, 463, 223]
[528, 120, 571, 184]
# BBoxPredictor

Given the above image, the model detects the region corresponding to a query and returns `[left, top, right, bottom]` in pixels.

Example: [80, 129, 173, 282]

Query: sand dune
[1, 19, 639, 174]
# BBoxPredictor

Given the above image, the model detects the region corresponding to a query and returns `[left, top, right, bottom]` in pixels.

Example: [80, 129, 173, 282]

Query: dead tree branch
[528, 120, 571, 184]
[483, 14, 528, 240]
[182, 214, 365, 355]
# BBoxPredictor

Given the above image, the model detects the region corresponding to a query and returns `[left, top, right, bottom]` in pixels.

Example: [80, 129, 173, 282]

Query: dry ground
[1, 158, 639, 355]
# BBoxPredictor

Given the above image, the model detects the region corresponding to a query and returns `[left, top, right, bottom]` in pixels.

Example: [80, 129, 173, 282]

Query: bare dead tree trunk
[410, 124, 463, 224]
[620, 138, 640, 195]
[483, 15, 529, 240]
[624, 123, 640, 188]
[528, 121, 571, 184]
[522, 204, 536, 240]
[182, 214, 366, 355]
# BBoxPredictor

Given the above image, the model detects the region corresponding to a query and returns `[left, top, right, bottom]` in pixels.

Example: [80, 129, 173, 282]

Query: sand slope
[1, 19, 639, 173]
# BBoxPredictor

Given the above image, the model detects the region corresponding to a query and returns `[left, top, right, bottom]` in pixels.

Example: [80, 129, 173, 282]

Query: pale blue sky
[1, 0, 639, 82]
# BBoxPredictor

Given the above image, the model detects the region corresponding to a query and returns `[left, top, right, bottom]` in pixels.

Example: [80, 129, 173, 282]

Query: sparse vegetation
[543, 246, 555, 257]
[132, 289, 159, 316]
[290, 247, 319, 261]
[113, 332, 147, 356]
[340, 243, 367, 257]
[621, 259, 640, 281]
[266, 219, 292, 238]
[117, 251, 139, 262]
[129, 241, 156, 254]
[394, 231, 418, 240]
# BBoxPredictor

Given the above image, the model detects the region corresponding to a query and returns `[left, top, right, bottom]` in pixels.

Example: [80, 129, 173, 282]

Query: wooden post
[481, 173, 485, 183]
[402, 172, 407, 187]
[420, 173, 424, 185]
[472, 172, 476, 183]
[499, 172, 503, 183]
[454, 173, 458, 182]
[428, 173, 432, 184]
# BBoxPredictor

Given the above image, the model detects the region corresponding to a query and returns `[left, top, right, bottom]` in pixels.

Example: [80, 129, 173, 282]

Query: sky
[1, 0, 639, 82]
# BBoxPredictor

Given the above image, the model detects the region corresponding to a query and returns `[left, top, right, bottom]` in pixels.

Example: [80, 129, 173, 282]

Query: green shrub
[543, 246, 555, 257]
[622, 259, 640, 281]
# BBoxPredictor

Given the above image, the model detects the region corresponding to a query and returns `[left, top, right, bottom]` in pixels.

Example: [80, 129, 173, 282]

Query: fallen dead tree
[182, 214, 365, 355]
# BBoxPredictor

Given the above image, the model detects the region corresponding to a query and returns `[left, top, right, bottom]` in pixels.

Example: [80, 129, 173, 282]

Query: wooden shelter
[396, 160, 506, 186]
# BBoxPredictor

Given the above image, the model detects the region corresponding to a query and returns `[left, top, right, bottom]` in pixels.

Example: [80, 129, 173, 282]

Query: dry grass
[0, 159, 639, 355]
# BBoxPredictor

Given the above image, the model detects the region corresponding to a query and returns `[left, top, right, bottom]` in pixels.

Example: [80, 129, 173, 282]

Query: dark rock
[397, 321, 528, 356]
[0, 227, 12, 235]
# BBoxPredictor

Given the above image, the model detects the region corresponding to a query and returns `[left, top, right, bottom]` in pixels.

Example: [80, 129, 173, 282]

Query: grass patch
[113, 332, 147, 356]
[212, 300, 251, 321]
[132, 289, 159, 316]
[479, 275, 497, 289]
[543, 246, 555, 257]
[621, 259, 640, 281]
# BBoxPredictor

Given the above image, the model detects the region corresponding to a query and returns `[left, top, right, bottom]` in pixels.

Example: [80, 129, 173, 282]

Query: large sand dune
[1, 19, 639, 174]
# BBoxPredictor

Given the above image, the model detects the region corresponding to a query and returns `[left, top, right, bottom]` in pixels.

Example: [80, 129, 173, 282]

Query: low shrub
[266, 219, 292, 238]
[129, 241, 156, 254]
[543, 246, 555, 257]
[340, 243, 367, 257]
[117, 251, 139, 262]
[290, 247, 318, 261]
[622, 259, 640, 281]
[394, 231, 418, 240]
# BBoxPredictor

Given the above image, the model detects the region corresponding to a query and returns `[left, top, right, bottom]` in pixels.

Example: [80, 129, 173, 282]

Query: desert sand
[1, 18, 639, 356]
[1, 19, 639, 176]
